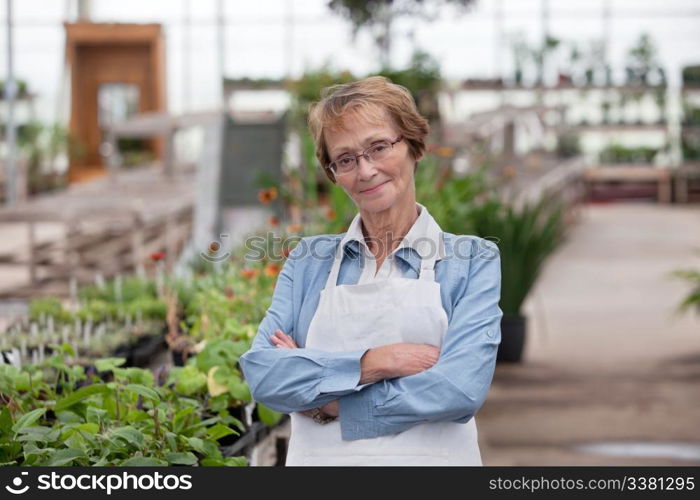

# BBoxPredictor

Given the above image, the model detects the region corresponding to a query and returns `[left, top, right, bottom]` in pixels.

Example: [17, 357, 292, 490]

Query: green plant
[625, 33, 665, 86]
[672, 268, 700, 314]
[682, 65, 700, 86]
[28, 298, 73, 324]
[378, 49, 443, 123]
[0, 348, 247, 466]
[599, 143, 659, 164]
[682, 134, 700, 161]
[468, 196, 566, 316]
[556, 133, 581, 158]
[415, 153, 489, 235]
[327, 0, 475, 69]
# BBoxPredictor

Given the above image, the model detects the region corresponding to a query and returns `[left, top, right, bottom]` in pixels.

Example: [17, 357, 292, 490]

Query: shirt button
[486, 329, 494, 338]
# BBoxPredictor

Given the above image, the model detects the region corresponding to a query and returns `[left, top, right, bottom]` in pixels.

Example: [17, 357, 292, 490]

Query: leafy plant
[599, 143, 659, 164]
[468, 196, 566, 317]
[327, 0, 475, 68]
[0, 348, 247, 466]
[672, 268, 700, 314]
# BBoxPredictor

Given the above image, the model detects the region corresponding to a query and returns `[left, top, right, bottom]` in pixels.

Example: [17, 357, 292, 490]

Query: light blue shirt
[239, 208, 503, 441]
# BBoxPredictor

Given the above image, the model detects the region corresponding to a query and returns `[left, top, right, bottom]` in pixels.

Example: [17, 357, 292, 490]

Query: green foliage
[287, 66, 357, 125]
[377, 50, 443, 123]
[672, 269, 700, 315]
[28, 298, 73, 324]
[556, 133, 581, 158]
[327, 0, 475, 34]
[682, 65, 700, 86]
[0, 352, 247, 466]
[415, 154, 489, 235]
[682, 105, 700, 126]
[625, 33, 665, 86]
[682, 134, 700, 162]
[468, 196, 566, 317]
[599, 143, 659, 164]
[79, 277, 157, 304]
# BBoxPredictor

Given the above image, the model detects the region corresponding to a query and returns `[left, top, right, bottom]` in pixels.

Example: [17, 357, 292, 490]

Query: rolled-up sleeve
[338, 244, 503, 440]
[239, 243, 368, 414]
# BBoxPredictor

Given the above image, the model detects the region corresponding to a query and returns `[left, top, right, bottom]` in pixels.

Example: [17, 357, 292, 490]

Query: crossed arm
[269, 329, 440, 419]
[238, 244, 502, 441]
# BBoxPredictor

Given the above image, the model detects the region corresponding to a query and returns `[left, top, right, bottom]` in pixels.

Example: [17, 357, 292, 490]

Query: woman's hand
[269, 331, 437, 420]
[318, 400, 339, 417]
[270, 330, 339, 421]
[270, 329, 297, 349]
[269, 330, 439, 383]
[360, 343, 440, 383]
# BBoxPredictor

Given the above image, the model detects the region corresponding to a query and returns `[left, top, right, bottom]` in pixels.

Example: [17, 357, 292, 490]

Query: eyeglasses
[327, 136, 403, 177]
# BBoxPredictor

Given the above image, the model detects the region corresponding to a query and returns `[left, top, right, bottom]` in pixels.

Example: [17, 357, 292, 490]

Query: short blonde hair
[308, 76, 430, 184]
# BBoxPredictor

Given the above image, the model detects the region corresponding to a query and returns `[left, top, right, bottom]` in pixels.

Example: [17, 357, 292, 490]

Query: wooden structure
[64, 23, 167, 183]
[584, 166, 672, 203]
[0, 166, 194, 299]
[674, 163, 700, 203]
[104, 111, 221, 179]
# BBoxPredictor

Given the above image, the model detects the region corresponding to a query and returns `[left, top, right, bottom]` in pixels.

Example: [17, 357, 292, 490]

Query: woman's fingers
[270, 329, 298, 349]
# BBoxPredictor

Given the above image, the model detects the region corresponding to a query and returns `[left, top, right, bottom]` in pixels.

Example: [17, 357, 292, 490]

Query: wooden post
[658, 172, 671, 204]
[675, 170, 688, 203]
[28, 221, 36, 284]
[130, 211, 145, 271]
[165, 214, 176, 270]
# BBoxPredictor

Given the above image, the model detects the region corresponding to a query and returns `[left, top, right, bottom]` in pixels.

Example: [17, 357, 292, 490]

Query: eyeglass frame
[326, 135, 404, 178]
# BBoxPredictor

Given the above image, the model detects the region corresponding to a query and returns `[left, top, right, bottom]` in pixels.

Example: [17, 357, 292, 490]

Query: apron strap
[419, 255, 438, 282]
[324, 239, 346, 290]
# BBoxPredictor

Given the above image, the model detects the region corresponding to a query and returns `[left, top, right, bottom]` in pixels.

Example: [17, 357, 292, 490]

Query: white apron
[285, 225, 482, 466]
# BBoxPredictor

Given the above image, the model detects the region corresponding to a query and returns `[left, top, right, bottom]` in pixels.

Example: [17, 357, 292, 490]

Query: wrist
[359, 348, 389, 384]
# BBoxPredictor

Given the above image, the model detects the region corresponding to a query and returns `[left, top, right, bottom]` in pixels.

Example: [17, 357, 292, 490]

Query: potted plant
[467, 195, 566, 362]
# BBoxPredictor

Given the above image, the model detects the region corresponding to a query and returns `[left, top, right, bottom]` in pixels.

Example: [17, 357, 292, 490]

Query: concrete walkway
[478, 201, 700, 465]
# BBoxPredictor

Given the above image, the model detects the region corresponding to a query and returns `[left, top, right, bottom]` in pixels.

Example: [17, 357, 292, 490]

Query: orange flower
[264, 264, 281, 277]
[268, 216, 280, 227]
[281, 247, 292, 258]
[286, 224, 302, 233]
[257, 187, 278, 205]
[224, 286, 235, 299]
[325, 208, 336, 221]
[240, 268, 259, 279]
[502, 166, 517, 179]
[436, 146, 455, 158]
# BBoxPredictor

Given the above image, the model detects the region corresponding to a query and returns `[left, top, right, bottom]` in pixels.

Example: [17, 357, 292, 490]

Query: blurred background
[0, 0, 699, 466]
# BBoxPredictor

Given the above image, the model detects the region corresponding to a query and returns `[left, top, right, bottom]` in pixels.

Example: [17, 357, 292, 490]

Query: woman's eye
[371, 144, 388, 153]
[338, 157, 354, 166]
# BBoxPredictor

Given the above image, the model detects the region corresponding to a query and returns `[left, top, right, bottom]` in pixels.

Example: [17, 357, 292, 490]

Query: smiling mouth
[360, 181, 389, 193]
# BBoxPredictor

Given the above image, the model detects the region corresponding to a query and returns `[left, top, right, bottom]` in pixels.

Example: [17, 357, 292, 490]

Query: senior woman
[239, 76, 502, 466]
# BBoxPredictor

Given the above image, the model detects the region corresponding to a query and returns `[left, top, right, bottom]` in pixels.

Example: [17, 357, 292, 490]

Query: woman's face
[324, 108, 420, 214]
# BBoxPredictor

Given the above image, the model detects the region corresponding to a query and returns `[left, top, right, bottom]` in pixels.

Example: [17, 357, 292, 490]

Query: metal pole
[4, 0, 17, 206]
[216, 0, 225, 107]
[541, 0, 549, 87]
[182, 0, 191, 112]
[285, 0, 294, 79]
[603, 0, 611, 84]
[493, 0, 503, 80]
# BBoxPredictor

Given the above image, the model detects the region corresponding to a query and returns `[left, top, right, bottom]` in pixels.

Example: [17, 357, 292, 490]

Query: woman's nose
[356, 155, 378, 181]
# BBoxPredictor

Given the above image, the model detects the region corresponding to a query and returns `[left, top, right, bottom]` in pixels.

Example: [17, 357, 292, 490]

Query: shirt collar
[339, 202, 446, 266]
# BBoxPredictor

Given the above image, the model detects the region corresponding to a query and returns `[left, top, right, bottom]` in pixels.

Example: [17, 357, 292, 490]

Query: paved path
[478, 202, 700, 465]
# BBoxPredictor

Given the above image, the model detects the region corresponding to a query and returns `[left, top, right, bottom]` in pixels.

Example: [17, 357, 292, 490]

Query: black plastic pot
[497, 314, 526, 363]
[130, 334, 167, 367]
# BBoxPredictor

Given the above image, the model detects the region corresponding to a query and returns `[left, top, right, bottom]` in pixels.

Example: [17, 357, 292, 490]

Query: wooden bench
[584, 165, 672, 203]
